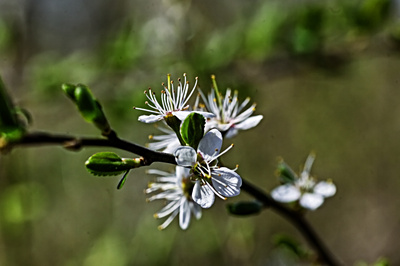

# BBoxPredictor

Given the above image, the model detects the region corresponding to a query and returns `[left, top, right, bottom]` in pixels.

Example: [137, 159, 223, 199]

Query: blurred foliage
[1, 0, 400, 265]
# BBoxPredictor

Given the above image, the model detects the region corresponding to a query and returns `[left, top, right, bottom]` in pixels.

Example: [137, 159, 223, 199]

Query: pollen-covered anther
[148, 135, 153, 140]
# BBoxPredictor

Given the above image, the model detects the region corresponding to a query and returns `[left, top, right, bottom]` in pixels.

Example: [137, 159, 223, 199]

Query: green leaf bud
[61, 83, 77, 100]
[0, 76, 25, 145]
[62, 83, 111, 134]
[85, 152, 143, 176]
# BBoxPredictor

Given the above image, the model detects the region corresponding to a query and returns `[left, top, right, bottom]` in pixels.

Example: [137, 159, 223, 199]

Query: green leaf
[164, 114, 185, 145]
[85, 152, 134, 176]
[276, 159, 297, 184]
[180, 112, 205, 149]
[117, 170, 130, 190]
[226, 201, 263, 216]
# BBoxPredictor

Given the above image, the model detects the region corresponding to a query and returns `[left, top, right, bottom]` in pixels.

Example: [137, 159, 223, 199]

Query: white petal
[138, 114, 163, 123]
[314, 181, 336, 198]
[302, 153, 316, 176]
[171, 111, 192, 121]
[174, 146, 197, 166]
[204, 120, 218, 132]
[211, 167, 242, 197]
[190, 201, 202, 219]
[193, 111, 216, 118]
[163, 140, 181, 154]
[224, 128, 239, 139]
[216, 123, 232, 132]
[179, 199, 191, 230]
[234, 115, 263, 130]
[271, 185, 301, 203]
[300, 193, 324, 210]
[192, 180, 215, 208]
[175, 166, 191, 185]
[198, 129, 222, 160]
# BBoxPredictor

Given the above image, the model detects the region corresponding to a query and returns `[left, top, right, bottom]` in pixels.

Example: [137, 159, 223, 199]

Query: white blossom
[198, 88, 263, 138]
[271, 153, 336, 210]
[134, 74, 214, 123]
[146, 166, 201, 230]
[174, 129, 242, 208]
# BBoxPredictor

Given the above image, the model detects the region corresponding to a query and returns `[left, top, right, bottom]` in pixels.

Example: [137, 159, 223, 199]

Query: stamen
[211, 144, 234, 161]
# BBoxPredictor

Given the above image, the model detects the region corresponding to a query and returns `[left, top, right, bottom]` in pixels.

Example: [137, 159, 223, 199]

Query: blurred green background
[1, 0, 400, 265]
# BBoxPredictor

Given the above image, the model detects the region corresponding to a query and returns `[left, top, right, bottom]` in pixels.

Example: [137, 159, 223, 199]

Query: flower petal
[192, 180, 215, 208]
[138, 114, 163, 123]
[175, 166, 191, 185]
[194, 111, 216, 118]
[190, 201, 202, 220]
[174, 146, 197, 166]
[197, 129, 222, 160]
[233, 115, 263, 130]
[224, 128, 239, 139]
[314, 181, 336, 198]
[179, 199, 191, 230]
[171, 111, 192, 121]
[300, 193, 324, 210]
[271, 185, 301, 203]
[211, 167, 242, 197]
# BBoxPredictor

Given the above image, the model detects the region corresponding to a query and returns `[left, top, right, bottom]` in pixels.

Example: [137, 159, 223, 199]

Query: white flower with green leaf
[146, 166, 201, 230]
[198, 76, 263, 138]
[134, 73, 214, 124]
[271, 153, 336, 210]
[174, 129, 242, 208]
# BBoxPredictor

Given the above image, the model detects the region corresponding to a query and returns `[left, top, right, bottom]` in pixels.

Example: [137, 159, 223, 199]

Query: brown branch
[241, 179, 341, 266]
[7, 131, 340, 265]
[12, 131, 176, 165]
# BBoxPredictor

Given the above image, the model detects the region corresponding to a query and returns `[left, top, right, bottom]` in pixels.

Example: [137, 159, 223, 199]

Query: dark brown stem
[7, 131, 340, 265]
[13, 131, 176, 165]
[241, 179, 341, 266]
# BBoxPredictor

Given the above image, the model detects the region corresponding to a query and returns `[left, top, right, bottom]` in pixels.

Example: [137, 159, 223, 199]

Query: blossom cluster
[135, 73, 263, 229]
[271, 153, 336, 210]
